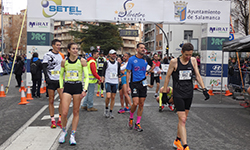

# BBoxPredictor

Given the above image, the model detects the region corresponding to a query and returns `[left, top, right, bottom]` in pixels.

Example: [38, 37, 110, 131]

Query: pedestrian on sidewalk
[14, 56, 24, 87]
[102, 49, 121, 119]
[42, 39, 64, 128]
[81, 49, 102, 111]
[30, 52, 43, 98]
[163, 43, 210, 150]
[96, 50, 106, 98]
[58, 43, 89, 145]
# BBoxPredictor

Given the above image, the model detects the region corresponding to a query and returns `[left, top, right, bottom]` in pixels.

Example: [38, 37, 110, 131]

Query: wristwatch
[83, 89, 88, 93]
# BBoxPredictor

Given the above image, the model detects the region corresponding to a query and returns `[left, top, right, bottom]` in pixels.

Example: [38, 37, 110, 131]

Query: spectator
[196, 56, 200, 71]
[228, 58, 238, 85]
[30, 52, 43, 98]
[163, 55, 169, 64]
[14, 56, 24, 87]
[242, 58, 249, 85]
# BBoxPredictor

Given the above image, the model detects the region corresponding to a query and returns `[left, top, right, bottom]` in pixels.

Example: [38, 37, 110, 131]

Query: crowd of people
[2, 39, 211, 150]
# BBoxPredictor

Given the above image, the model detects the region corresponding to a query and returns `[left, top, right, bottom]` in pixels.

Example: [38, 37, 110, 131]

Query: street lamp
[154, 23, 169, 58]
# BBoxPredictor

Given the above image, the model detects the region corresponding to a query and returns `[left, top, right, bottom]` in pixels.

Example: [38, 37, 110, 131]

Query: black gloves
[203, 88, 210, 100]
[162, 93, 168, 104]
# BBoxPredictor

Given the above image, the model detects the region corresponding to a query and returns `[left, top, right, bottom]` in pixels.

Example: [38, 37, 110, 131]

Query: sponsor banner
[201, 37, 229, 50]
[201, 51, 228, 64]
[161, 64, 169, 72]
[27, 32, 52, 46]
[202, 76, 227, 91]
[27, 45, 51, 59]
[200, 63, 228, 77]
[201, 24, 229, 37]
[28, 0, 230, 24]
[27, 18, 54, 32]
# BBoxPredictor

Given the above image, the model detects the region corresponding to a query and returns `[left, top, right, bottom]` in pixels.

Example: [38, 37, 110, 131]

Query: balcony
[54, 22, 61, 26]
[122, 36, 136, 40]
[123, 43, 135, 48]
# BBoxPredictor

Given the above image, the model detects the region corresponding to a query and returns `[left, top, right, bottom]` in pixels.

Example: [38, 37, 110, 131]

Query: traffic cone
[26, 86, 33, 100]
[43, 81, 46, 92]
[19, 81, 27, 92]
[160, 75, 162, 80]
[18, 89, 29, 105]
[193, 80, 199, 90]
[208, 84, 214, 96]
[0, 84, 6, 97]
[40, 81, 45, 94]
[224, 85, 232, 96]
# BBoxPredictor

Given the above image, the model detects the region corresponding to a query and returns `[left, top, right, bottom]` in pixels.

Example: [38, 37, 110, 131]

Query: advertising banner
[161, 64, 169, 72]
[27, 46, 51, 59]
[201, 24, 229, 37]
[27, 32, 52, 46]
[200, 63, 228, 77]
[201, 37, 229, 50]
[202, 76, 227, 91]
[28, 0, 230, 24]
[201, 51, 229, 64]
[27, 18, 54, 32]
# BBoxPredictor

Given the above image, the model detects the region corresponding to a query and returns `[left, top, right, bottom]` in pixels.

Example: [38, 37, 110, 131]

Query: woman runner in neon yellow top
[58, 43, 89, 145]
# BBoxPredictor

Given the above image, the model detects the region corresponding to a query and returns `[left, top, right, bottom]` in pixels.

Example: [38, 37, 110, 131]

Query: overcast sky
[4, 0, 27, 14]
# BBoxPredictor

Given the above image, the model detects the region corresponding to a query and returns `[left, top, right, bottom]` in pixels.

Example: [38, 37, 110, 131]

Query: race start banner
[28, 0, 230, 24]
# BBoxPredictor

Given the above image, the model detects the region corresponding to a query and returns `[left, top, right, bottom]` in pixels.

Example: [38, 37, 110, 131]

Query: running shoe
[96, 92, 100, 97]
[159, 106, 164, 112]
[168, 104, 174, 111]
[173, 139, 183, 150]
[58, 131, 67, 144]
[118, 108, 125, 114]
[69, 134, 76, 145]
[124, 107, 130, 112]
[128, 118, 133, 129]
[105, 110, 110, 118]
[184, 146, 190, 150]
[57, 120, 62, 128]
[134, 123, 143, 132]
[51, 121, 56, 128]
[101, 94, 104, 98]
[110, 113, 114, 119]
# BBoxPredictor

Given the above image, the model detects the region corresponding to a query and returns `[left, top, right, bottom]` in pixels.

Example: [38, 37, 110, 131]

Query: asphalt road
[0, 74, 250, 150]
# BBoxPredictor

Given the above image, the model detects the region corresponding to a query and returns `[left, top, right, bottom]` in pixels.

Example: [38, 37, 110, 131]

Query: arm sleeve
[59, 67, 64, 89]
[90, 62, 101, 80]
[159, 93, 163, 107]
[102, 62, 107, 77]
[120, 62, 127, 71]
[118, 62, 121, 77]
[83, 66, 89, 90]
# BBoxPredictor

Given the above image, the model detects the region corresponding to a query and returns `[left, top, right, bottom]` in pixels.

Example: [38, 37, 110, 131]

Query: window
[234, 19, 239, 33]
[170, 31, 172, 41]
[159, 41, 162, 47]
[184, 30, 193, 40]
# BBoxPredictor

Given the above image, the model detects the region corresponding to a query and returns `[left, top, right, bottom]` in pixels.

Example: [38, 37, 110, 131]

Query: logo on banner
[114, 0, 146, 21]
[209, 27, 228, 33]
[208, 51, 217, 62]
[210, 65, 222, 76]
[29, 21, 49, 28]
[41, 0, 82, 18]
[28, 46, 38, 55]
[210, 79, 221, 86]
[174, 1, 188, 21]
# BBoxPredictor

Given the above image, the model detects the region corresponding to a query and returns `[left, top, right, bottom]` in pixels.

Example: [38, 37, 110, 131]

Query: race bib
[179, 70, 192, 80]
[51, 70, 60, 76]
[98, 63, 104, 68]
[110, 72, 117, 78]
[66, 70, 79, 80]
[142, 79, 148, 86]
[154, 73, 159, 77]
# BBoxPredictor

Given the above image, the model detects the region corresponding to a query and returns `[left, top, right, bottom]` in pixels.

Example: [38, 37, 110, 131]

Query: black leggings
[15, 74, 22, 87]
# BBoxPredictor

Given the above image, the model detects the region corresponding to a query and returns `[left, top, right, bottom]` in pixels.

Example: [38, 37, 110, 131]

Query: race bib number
[51, 70, 60, 76]
[98, 63, 104, 68]
[179, 70, 192, 80]
[154, 73, 159, 77]
[66, 70, 79, 80]
[142, 79, 148, 86]
[110, 72, 117, 78]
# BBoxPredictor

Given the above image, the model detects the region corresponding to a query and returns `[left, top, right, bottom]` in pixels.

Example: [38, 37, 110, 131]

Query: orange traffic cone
[19, 81, 27, 92]
[40, 81, 45, 94]
[26, 86, 33, 100]
[0, 84, 6, 97]
[193, 80, 199, 90]
[43, 81, 46, 92]
[160, 75, 162, 80]
[208, 84, 214, 96]
[224, 85, 232, 96]
[18, 89, 29, 105]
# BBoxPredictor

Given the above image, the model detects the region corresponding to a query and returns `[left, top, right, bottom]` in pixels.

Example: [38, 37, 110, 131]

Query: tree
[231, 0, 249, 35]
[69, 22, 123, 54]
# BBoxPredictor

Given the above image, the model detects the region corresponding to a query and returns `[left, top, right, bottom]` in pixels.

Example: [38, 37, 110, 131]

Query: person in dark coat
[14, 56, 24, 87]
[30, 52, 43, 98]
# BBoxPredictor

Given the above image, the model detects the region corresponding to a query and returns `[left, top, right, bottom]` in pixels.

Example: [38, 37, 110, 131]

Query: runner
[127, 43, 148, 132]
[58, 43, 89, 145]
[156, 86, 174, 112]
[81, 49, 101, 111]
[96, 50, 106, 98]
[102, 49, 121, 119]
[162, 43, 210, 150]
[118, 53, 132, 114]
[42, 39, 64, 128]
[148, 53, 162, 98]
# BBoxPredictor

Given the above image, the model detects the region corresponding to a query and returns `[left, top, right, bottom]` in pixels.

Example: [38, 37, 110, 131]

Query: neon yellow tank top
[64, 58, 83, 82]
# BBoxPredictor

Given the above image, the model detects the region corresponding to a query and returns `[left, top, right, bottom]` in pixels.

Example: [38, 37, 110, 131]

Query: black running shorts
[173, 97, 193, 111]
[47, 81, 60, 91]
[150, 74, 160, 85]
[63, 82, 82, 95]
[130, 82, 147, 98]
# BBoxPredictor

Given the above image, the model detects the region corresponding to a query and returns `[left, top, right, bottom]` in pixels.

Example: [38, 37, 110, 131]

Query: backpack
[30, 62, 37, 74]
